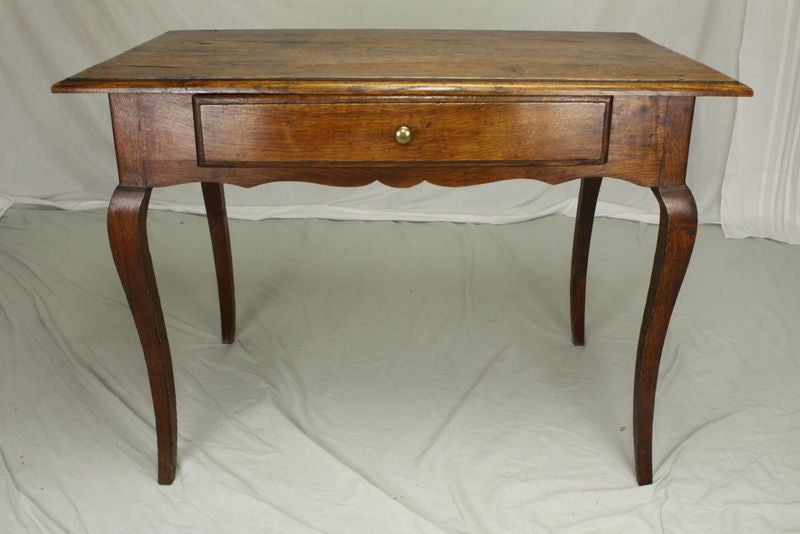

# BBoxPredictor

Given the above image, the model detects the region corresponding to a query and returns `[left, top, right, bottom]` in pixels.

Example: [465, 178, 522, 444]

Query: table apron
[109, 93, 689, 189]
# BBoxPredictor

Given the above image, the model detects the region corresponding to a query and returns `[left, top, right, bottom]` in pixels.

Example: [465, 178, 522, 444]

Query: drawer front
[194, 97, 611, 167]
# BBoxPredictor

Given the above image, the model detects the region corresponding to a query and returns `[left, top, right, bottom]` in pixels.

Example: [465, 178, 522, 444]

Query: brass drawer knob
[395, 125, 412, 144]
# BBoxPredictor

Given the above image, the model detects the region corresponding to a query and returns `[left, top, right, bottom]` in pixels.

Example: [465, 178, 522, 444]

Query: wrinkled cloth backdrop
[722, 0, 800, 244]
[2, 2, 800, 533]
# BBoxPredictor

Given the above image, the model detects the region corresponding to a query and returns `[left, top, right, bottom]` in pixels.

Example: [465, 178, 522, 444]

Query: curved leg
[108, 186, 177, 485]
[570, 177, 602, 345]
[633, 185, 697, 485]
[201, 182, 236, 344]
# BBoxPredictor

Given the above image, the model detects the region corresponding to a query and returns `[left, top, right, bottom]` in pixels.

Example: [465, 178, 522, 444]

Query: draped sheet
[722, 0, 800, 244]
[1, 207, 799, 533]
[2, 2, 800, 533]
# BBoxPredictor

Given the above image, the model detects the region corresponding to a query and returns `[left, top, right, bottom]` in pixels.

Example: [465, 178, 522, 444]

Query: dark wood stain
[201, 182, 235, 345]
[194, 97, 611, 166]
[52, 30, 752, 96]
[107, 186, 177, 484]
[570, 177, 603, 346]
[52, 29, 752, 487]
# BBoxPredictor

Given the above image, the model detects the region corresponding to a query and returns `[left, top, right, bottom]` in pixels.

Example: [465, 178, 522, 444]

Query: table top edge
[51, 78, 754, 97]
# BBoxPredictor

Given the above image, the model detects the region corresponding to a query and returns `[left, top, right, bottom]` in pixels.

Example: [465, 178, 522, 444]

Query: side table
[52, 29, 752, 485]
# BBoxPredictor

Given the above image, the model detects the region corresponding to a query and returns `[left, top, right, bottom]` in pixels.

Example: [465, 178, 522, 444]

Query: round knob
[395, 125, 412, 144]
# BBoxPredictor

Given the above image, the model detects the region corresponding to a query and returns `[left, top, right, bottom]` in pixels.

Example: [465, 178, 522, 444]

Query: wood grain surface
[109, 93, 665, 188]
[634, 185, 698, 486]
[52, 30, 752, 96]
[201, 182, 235, 345]
[57, 29, 753, 487]
[195, 97, 610, 166]
[570, 177, 603, 346]
[107, 186, 177, 485]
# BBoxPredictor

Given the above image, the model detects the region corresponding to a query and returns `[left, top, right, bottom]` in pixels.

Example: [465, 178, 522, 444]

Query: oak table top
[52, 29, 751, 96]
[52, 29, 751, 489]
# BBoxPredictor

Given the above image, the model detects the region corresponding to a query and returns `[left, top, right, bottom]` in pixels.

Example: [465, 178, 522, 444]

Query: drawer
[193, 97, 611, 167]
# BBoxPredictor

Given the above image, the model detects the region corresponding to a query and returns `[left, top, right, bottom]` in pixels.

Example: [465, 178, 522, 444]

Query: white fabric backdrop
[3, 207, 800, 533]
[721, 0, 800, 244]
[0, 0, 748, 225]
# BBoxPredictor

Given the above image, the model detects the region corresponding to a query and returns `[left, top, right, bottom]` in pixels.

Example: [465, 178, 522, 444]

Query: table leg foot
[633, 185, 697, 486]
[108, 186, 177, 485]
[201, 182, 236, 344]
[570, 177, 602, 346]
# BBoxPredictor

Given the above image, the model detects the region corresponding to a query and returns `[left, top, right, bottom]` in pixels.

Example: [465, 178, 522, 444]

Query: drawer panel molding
[193, 96, 612, 167]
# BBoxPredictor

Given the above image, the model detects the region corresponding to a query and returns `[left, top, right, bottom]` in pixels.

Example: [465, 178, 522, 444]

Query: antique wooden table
[52, 30, 752, 486]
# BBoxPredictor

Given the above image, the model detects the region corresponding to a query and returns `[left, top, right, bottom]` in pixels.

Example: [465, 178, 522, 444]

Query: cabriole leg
[570, 177, 602, 345]
[108, 186, 177, 484]
[633, 185, 697, 485]
[201, 182, 236, 344]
